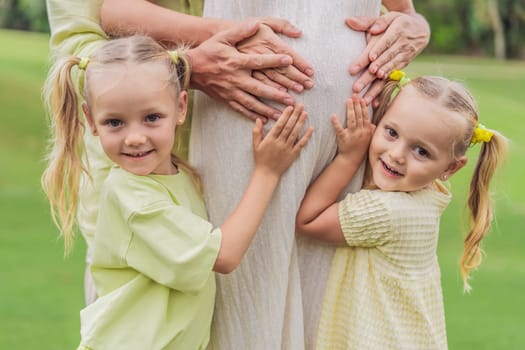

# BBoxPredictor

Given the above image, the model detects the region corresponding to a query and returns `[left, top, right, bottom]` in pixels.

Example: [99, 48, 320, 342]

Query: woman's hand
[346, 11, 430, 106]
[238, 19, 314, 95]
[189, 19, 314, 122]
[189, 20, 304, 122]
[252, 103, 313, 176]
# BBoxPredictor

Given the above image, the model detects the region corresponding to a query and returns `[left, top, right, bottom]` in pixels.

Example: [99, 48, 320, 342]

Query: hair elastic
[389, 70, 411, 99]
[470, 123, 494, 146]
[77, 57, 90, 70]
[167, 50, 179, 64]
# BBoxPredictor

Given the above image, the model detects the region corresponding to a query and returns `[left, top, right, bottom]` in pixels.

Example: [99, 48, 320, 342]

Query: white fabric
[190, 1, 380, 349]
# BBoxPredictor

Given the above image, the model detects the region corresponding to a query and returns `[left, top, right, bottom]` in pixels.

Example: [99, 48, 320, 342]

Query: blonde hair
[42, 35, 199, 254]
[374, 76, 508, 291]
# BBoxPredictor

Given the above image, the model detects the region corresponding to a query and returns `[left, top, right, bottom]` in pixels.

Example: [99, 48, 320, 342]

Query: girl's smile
[368, 86, 466, 192]
[83, 63, 187, 176]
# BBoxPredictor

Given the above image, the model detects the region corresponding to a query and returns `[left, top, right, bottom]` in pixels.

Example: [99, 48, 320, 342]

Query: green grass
[0, 29, 86, 349]
[1, 29, 524, 349]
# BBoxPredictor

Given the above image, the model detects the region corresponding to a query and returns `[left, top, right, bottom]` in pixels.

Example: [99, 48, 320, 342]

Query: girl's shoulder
[102, 167, 182, 209]
[102, 166, 204, 216]
[355, 186, 451, 212]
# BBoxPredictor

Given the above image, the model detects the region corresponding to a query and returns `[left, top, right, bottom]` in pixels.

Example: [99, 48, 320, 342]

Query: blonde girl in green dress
[296, 71, 507, 350]
[42, 35, 312, 350]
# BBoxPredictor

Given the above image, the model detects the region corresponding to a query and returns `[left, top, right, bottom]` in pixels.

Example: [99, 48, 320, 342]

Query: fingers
[351, 70, 377, 101]
[367, 14, 430, 78]
[258, 24, 313, 77]
[368, 42, 413, 79]
[261, 16, 302, 38]
[362, 79, 387, 107]
[293, 125, 314, 154]
[345, 97, 367, 129]
[345, 16, 376, 32]
[220, 19, 261, 46]
[252, 118, 264, 147]
[234, 77, 295, 116]
[346, 98, 357, 129]
[230, 100, 268, 123]
[331, 114, 344, 135]
[281, 105, 304, 140]
[354, 98, 368, 128]
[349, 45, 372, 76]
[339, 97, 370, 132]
[261, 66, 313, 93]
[240, 52, 293, 70]
[252, 71, 286, 91]
[285, 111, 308, 146]
[366, 13, 397, 35]
[269, 104, 301, 138]
[267, 103, 311, 150]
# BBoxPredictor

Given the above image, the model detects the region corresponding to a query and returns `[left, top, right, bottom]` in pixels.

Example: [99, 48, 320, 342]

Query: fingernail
[370, 53, 377, 61]
[305, 68, 314, 76]
[293, 84, 304, 92]
[304, 80, 314, 89]
[364, 96, 372, 105]
[290, 25, 301, 33]
[355, 83, 364, 91]
[371, 24, 380, 32]
[378, 69, 385, 78]
[284, 97, 295, 105]
[369, 65, 377, 73]
[350, 65, 360, 74]
[273, 113, 281, 120]
[281, 56, 292, 65]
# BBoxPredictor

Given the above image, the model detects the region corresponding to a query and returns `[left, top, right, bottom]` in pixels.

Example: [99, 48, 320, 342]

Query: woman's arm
[101, 0, 231, 45]
[100, 0, 314, 121]
[296, 98, 374, 243]
[214, 105, 313, 273]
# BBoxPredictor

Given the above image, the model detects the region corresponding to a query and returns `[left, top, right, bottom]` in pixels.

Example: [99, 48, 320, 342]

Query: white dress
[190, 1, 380, 349]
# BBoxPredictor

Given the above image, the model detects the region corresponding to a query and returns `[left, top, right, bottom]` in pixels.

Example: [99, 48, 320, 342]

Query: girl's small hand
[332, 97, 375, 160]
[252, 103, 314, 176]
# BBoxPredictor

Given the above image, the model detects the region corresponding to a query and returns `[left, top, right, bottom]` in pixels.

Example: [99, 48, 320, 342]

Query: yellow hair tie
[78, 57, 90, 70]
[389, 70, 411, 99]
[167, 50, 179, 64]
[470, 123, 494, 145]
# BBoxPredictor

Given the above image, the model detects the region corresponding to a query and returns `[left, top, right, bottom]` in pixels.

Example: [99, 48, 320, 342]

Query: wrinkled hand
[332, 97, 375, 160]
[253, 103, 313, 176]
[188, 20, 299, 121]
[346, 11, 430, 106]
[238, 19, 314, 95]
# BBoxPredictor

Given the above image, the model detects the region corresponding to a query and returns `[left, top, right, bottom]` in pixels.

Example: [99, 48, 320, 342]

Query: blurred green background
[1, 1, 525, 348]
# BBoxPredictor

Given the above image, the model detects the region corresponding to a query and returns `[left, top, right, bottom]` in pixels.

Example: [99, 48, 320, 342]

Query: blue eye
[105, 119, 123, 128]
[145, 114, 161, 123]
[385, 127, 397, 138]
[415, 146, 430, 158]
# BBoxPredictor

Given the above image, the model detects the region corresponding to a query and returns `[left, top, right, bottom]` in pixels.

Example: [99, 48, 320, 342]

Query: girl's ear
[176, 91, 188, 126]
[82, 102, 98, 135]
[440, 156, 467, 181]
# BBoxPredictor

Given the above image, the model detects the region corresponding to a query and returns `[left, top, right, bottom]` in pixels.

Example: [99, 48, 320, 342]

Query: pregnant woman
[190, 1, 429, 349]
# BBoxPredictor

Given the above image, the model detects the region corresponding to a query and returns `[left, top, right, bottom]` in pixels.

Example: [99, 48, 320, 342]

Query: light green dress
[317, 187, 451, 350]
[46, 0, 203, 303]
[78, 167, 221, 350]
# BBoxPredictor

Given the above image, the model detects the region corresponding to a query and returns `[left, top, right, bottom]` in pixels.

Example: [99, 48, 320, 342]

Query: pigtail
[41, 56, 88, 255]
[461, 131, 508, 291]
